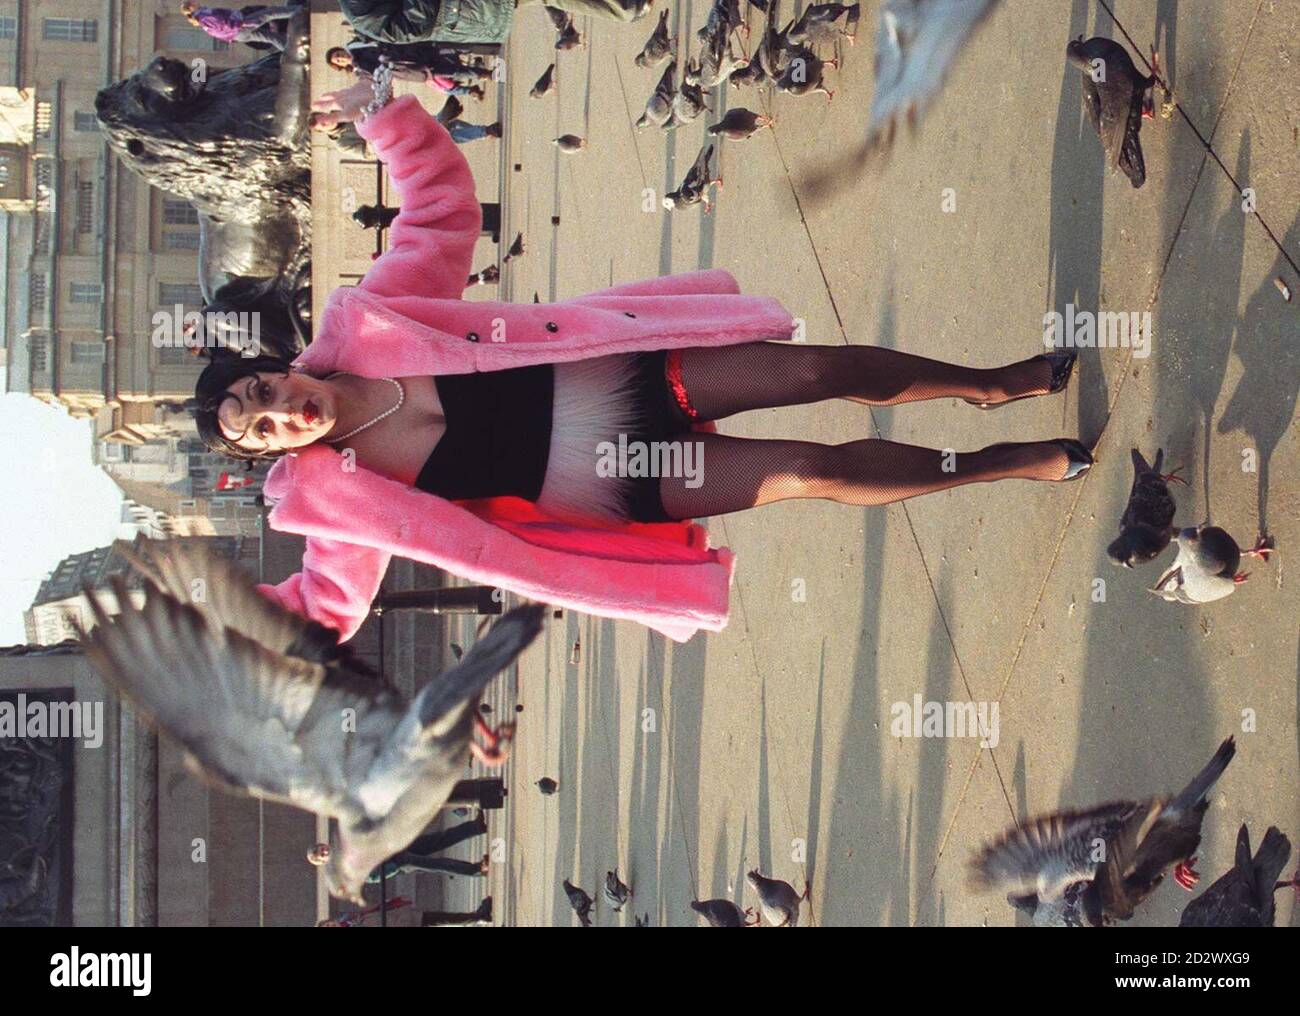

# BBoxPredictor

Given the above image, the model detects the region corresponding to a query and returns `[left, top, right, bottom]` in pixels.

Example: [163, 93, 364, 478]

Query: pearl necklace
[325, 374, 405, 443]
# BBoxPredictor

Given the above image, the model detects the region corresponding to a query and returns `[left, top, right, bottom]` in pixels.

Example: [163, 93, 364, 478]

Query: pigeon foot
[1173, 857, 1200, 890]
[1245, 536, 1274, 562]
[471, 715, 516, 766]
[1160, 466, 1188, 486]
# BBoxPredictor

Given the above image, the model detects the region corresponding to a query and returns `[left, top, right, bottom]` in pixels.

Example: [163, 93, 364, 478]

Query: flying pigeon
[866, 0, 1001, 145]
[544, 5, 571, 31]
[1067, 36, 1161, 188]
[604, 869, 632, 911]
[536, 776, 558, 795]
[1150, 525, 1273, 604]
[635, 10, 674, 68]
[970, 737, 1238, 926]
[1180, 825, 1296, 928]
[663, 143, 722, 212]
[75, 542, 545, 904]
[636, 58, 678, 129]
[556, 21, 583, 51]
[503, 231, 526, 262]
[788, 3, 860, 47]
[1107, 448, 1184, 568]
[691, 898, 761, 927]
[634, 912, 650, 927]
[553, 134, 587, 152]
[746, 869, 810, 926]
[563, 879, 594, 926]
[530, 63, 556, 99]
[707, 107, 775, 139]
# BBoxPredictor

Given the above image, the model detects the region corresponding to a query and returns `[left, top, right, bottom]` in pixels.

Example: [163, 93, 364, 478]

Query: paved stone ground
[320, 0, 1300, 927]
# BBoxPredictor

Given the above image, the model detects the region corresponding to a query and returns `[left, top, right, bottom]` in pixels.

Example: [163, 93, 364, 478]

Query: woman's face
[217, 371, 337, 454]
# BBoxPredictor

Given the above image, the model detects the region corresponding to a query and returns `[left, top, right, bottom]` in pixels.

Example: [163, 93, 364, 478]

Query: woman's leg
[405, 814, 488, 855]
[657, 433, 1075, 519]
[674, 342, 1058, 420]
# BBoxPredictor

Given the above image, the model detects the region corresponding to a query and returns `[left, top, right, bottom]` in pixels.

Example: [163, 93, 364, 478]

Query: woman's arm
[353, 93, 482, 301]
[256, 537, 392, 643]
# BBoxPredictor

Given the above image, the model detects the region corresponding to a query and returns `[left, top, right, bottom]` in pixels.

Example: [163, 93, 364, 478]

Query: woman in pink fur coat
[193, 73, 1091, 644]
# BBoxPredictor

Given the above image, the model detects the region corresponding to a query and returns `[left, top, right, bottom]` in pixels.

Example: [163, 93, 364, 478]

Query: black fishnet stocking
[657, 434, 1071, 520]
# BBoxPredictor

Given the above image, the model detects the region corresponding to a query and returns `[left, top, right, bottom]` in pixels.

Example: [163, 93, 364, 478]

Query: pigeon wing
[78, 576, 396, 817]
[970, 801, 1144, 900]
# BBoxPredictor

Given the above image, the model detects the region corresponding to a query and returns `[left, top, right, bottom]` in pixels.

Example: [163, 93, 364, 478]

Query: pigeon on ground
[1180, 825, 1296, 927]
[691, 898, 761, 927]
[729, 57, 767, 88]
[503, 231, 525, 263]
[775, 43, 836, 99]
[604, 869, 632, 911]
[556, 21, 583, 51]
[866, 0, 1001, 146]
[789, 3, 860, 47]
[635, 10, 674, 69]
[699, 27, 749, 88]
[697, 0, 745, 43]
[663, 143, 722, 212]
[1067, 36, 1161, 188]
[1150, 525, 1273, 604]
[563, 879, 594, 926]
[634, 912, 650, 926]
[707, 107, 775, 139]
[753, 0, 793, 81]
[530, 63, 556, 99]
[1107, 448, 1184, 568]
[746, 869, 810, 926]
[536, 776, 558, 794]
[970, 737, 1238, 926]
[636, 58, 678, 129]
[672, 65, 710, 124]
[75, 542, 545, 904]
[553, 134, 587, 152]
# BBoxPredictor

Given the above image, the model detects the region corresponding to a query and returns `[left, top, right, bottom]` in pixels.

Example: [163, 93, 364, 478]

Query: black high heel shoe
[1052, 438, 1094, 480]
[966, 351, 1077, 409]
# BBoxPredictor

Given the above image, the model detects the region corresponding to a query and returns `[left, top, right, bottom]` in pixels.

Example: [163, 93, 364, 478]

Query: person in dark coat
[339, 0, 651, 47]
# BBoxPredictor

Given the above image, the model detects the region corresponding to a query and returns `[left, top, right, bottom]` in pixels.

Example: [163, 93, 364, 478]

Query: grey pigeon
[1180, 824, 1295, 928]
[746, 869, 809, 926]
[691, 898, 760, 927]
[789, 3, 860, 47]
[634, 912, 650, 926]
[971, 737, 1237, 926]
[707, 107, 775, 139]
[866, 0, 1001, 145]
[75, 542, 545, 904]
[530, 63, 556, 99]
[729, 56, 767, 88]
[697, 0, 744, 44]
[1150, 525, 1272, 604]
[754, 0, 793, 81]
[1067, 36, 1160, 188]
[536, 776, 558, 795]
[663, 143, 722, 212]
[1107, 448, 1183, 568]
[635, 10, 674, 69]
[775, 42, 836, 99]
[636, 58, 677, 129]
[604, 868, 632, 911]
[672, 63, 710, 124]
[553, 134, 588, 152]
[563, 878, 594, 926]
[699, 28, 749, 88]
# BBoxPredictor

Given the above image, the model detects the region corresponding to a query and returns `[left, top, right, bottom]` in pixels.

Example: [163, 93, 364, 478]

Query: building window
[77, 181, 94, 233]
[74, 111, 99, 132]
[70, 341, 104, 365]
[159, 283, 203, 307]
[165, 28, 229, 51]
[30, 275, 47, 312]
[162, 231, 200, 251]
[162, 199, 199, 226]
[0, 17, 15, 39]
[43, 19, 98, 42]
[70, 282, 103, 304]
[30, 337, 49, 372]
